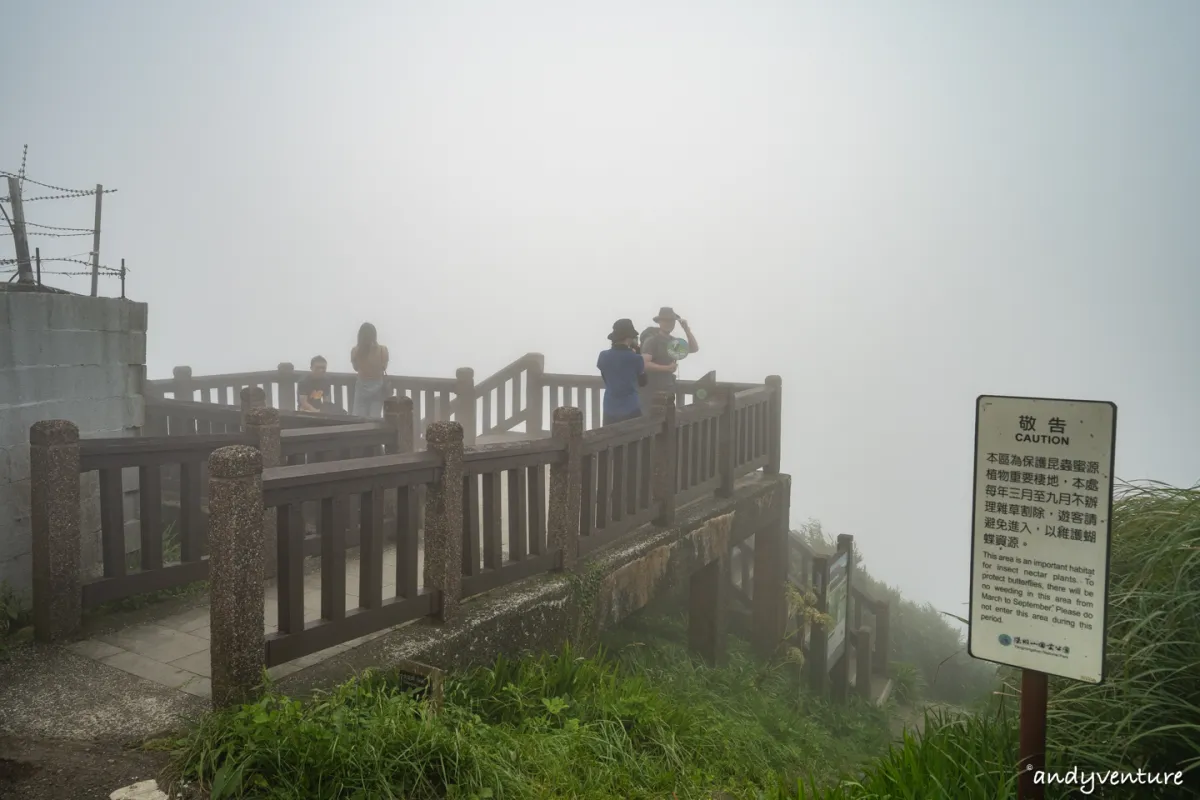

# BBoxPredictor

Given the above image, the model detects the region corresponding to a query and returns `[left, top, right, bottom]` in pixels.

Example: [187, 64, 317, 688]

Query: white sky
[4, 0, 1198, 614]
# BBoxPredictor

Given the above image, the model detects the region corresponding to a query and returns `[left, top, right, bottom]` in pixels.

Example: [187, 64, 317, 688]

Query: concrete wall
[0, 290, 147, 595]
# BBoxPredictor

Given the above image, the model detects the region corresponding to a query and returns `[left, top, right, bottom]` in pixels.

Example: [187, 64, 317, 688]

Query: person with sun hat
[639, 306, 699, 410]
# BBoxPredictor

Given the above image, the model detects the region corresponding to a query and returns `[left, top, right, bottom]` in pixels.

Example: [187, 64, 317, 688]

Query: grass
[169, 610, 892, 799]
[773, 481, 1200, 799]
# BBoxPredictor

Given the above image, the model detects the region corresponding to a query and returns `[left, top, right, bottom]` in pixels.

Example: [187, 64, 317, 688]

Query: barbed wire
[17, 145, 27, 190]
[0, 229, 92, 237]
[0, 170, 104, 197]
[0, 256, 123, 274]
[0, 187, 118, 203]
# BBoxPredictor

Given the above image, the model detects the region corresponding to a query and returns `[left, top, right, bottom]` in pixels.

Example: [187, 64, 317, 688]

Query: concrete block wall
[0, 291, 148, 596]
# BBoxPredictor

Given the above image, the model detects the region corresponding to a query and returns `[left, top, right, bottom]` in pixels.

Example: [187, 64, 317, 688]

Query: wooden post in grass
[1019, 670, 1048, 800]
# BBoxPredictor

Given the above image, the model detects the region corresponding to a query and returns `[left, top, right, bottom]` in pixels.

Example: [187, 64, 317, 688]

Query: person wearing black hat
[639, 306, 699, 410]
[598, 318, 676, 425]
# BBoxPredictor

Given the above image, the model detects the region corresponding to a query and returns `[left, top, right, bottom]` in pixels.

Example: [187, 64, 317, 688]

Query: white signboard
[968, 395, 1116, 684]
[826, 551, 850, 661]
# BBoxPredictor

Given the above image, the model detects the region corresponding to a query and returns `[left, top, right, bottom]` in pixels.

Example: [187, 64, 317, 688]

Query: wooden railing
[44, 377, 783, 658]
[148, 353, 759, 440]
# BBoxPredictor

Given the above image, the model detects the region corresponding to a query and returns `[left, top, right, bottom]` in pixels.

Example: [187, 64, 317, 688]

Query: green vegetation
[782, 481, 1200, 798]
[169, 612, 891, 799]
[164, 480, 1198, 798]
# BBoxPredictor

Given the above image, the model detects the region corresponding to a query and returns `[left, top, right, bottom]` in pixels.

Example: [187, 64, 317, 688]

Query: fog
[4, 1, 1198, 616]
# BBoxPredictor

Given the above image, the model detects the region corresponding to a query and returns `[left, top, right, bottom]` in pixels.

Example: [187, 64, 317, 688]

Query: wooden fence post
[207, 445, 266, 710]
[30, 420, 81, 642]
[277, 363, 297, 412]
[766, 375, 782, 474]
[548, 406, 583, 571]
[424, 421, 464, 622]
[716, 388, 736, 498]
[526, 353, 546, 436]
[652, 391, 677, 526]
[456, 368, 477, 446]
[172, 365, 193, 402]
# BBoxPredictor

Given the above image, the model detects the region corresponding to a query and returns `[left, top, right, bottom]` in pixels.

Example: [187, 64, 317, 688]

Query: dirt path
[0, 736, 191, 800]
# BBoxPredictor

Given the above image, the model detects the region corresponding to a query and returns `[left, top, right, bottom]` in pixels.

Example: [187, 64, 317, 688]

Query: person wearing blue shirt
[598, 318, 676, 425]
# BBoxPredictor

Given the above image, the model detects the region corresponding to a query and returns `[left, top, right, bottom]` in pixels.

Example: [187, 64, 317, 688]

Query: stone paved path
[67, 542, 425, 699]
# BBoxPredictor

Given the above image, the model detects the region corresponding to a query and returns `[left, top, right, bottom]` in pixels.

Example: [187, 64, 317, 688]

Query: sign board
[968, 395, 1116, 683]
[826, 551, 850, 661]
[387, 659, 445, 712]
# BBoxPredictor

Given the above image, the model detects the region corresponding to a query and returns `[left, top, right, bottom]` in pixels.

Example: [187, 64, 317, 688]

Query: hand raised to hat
[679, 318, 690, 331]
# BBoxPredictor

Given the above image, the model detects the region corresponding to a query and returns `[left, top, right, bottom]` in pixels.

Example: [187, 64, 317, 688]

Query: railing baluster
[321, 496, 347, 621]
[596, 448, 610, 530]
[483, 472, 503, 569]
[360, 488, 384, 609]
[99, 467, 125, 577]
[277, 503, 305, 633]
[626, 440, 639, 515]
[179, 461, 203, 561]
[527, 464, 546, 555]
[508, 467, 528, 561]
[396, 486, 419, 599]
[138, 465, 163, 571]
[462, 475, 481, 576]
[580, 452, 595, 537]
[610, 443, 625, 523]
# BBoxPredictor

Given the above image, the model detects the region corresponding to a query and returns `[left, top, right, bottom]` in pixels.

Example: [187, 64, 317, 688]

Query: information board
[968, 395, 1117, 683]
[826, 551, 850, 661]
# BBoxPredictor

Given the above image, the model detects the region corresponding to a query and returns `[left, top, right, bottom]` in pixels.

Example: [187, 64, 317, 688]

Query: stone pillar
[856, 627, 874, 700]
[688, 554, 729, 666]
[548, 407, 583, 571]
[423, 421, 464, 622]
[172, 365, 193, 402]
[208, 445, 266, 710]
[239, 386, 266, 412]
[455, 368, 477, 446]
[277, 362, 297, 412]
[525, 353, 546, 436]
[244, 408, 280, 577]
[30, 420, 81, 642]
[752, 489, 790, 660]
[766, 375, 782, 474]
[652, 391, 677, 526]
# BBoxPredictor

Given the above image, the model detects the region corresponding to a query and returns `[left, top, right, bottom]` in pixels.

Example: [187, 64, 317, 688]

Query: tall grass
[169, 612, 891, 799]
[779, 481, 1200, 798]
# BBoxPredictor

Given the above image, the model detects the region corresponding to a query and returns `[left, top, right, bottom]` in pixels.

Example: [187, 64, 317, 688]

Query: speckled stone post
[30, 420, 81, 642]
[244, 407, 280, 575]
[423, 421, 464, 623]
[548, 406, 583, 571]
[207, 445, 266, 710]
[239, 385, 267, 411]
[652, 391, 678, 526]
[384, 396, 415, 455]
